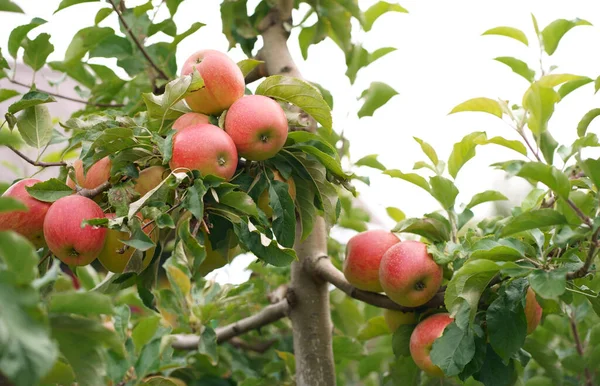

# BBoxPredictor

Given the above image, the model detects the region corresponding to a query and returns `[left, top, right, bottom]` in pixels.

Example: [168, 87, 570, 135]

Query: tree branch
[7, 145, 66, 167]
[569, 308, 593, 386]
[227, 337, 277, 354]
[107, 0, 169, 80]
[76, 181, 111, 198]
[567, 226, 600, 280]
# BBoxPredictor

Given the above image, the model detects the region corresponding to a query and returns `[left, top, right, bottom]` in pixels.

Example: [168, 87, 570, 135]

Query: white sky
[2, 0, 600, 283]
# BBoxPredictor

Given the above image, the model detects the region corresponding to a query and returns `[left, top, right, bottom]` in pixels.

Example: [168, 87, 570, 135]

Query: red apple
[410, 313, 453, 377]
[525, 287, 542, 334]
[181, 49, 245, 115]
[169, 123, 238, 180]
[379, 240, 443, 307]
[343, 230, 400, 292]
[383, 309, 417, 332]
[172, 112, 210, 131]
[224, 95, 288, 161]
[134, 166, 166, 197]
[67, 157, 111, 189]
[43, 195, 107, 266]
[0, 178, 52, 248]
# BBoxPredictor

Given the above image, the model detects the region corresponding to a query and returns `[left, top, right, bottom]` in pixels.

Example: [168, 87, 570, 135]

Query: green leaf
[8, 90, 56, 114]
[89, 35, 132, 60]
[528, 269, 566, 299]
[148, 19, 177, 37]
[541, 18, 592, 55]
[430, 176, 459, 209]
[558, 77, 593, 98]
[291, 144, 348, 179]
[523, 338, 562, 385]
[363, 1, 408, 31]
[430, 322, 476, 377]
[0, 88, 20, 103]
[177, 216, 206, 273]
[220, 191, 259, 218]
[392, 324, 415, 357]
[256, 75, 332, 131]
[268, 181, 296, 248]
[448, 131, 487, 178]
[233, 219, 296, 266]
[64, 26, 113, 63]
[170, 21, 204, 47]
[345, 44, 396, 84]
[0, 231, 38, 284]
[120, 227, 155, 252]
[357, 316, 390, 341]
[332, 336, 365, 363]
[8, 18, 47, 58]
[355, 154, 386, 170]
[577, 108, 600, 137]
[0, 0, 23, 13]
[182, 180, 207, 220]
[413, 137, 439, 165]
[54, 0, 98, 13]
[392, 217, 449, 243]
[49, 291, 113, 315]
[0, 196, 27, 212]
[17, 105, 53, 149]
[523, 83, 559, 136]
[386, 207, 405, 222]
[25, 178, 73, 202]
[473, 345, 516, 386]
[142, 75, 193, 124]
[94, 7, 112, 24]
[449, 97, 502, 118]
[237, 58, 263, 77]
[500, 209, 567, 237]
[384, 169, 430, 192]
[516, 162, 570, 198]
[484, 136, 528, 156]
[539, 131, 558, 164]
[494, 57, 535, 82]
[357, 82, 398, 118]
[469, 238, 528, 261]
[166, 0, 183, 16]
[23, 33, 54, 71]
[581, 158, 600, 189]
[466, 190, 508, 209]
[198, 326, 218, 365]
[482, 26, 528, 46]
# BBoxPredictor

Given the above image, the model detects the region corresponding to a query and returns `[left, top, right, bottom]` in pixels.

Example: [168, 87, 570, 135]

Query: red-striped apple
[525, 287, 542, 334]
[67, 157, 111, 189]
[172, 112, 210, 131]
[410, 313, 453, 377]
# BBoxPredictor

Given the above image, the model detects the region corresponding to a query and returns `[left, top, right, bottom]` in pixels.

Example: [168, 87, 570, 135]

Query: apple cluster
[343, 229, 543, 377]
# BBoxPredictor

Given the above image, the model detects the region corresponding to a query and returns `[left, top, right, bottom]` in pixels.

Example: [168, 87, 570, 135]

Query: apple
[181, 49, 245, 115]
[224, 95, 288, 161]
[43, 195, 107, 266]
[172, 112, 210, 131]
[198, 232, 242, 276]
[379, 240, 443, 307]
[134, 166, 166, 197]
[169, 123, 238, 180]
[257, 170, 296, 218]
[383, 309, 417, 332]
[66, 157, 111, 189]
[525, 287, 543, 334]
[97, 213, 158, 273]
[343, 230, 400, 292]
[409, 313, 453, 377]
[0, 178, 52, 248]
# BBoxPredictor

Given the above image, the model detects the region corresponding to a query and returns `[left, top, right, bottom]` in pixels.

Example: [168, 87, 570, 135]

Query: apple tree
[0, 1, 599, 386]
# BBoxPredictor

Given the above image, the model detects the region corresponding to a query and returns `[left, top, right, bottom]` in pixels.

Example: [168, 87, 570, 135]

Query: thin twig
[77, 181, 112, 198]
[567, 226, 600, 280]
[107, 0, 169, 80]
[569, 308, 593, 386]
[38, 250, 52, 267]
[8, 145, 66, 167]
[566, 198, 593, 227]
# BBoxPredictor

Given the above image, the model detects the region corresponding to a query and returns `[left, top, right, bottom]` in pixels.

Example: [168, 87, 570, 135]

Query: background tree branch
[8, 145, 66, 167]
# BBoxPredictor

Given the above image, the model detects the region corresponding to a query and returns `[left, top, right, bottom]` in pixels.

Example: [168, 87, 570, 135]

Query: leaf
[64, 26, 113, 63]
[355, 154, 386, 171]
[25, 178, 73, 202]
[94, 8, 112, 25]
[268, 181, 296, 248]
[469, 238, 527, 261]
[577, 108, 600, 137]
[558, 77, 593, 98]
[0, 0, 23, 13]
[22, 33, 54, 71]
[170, 21, 204, 47]
[54, 0, 98, 13]
[466, 190, 508, 209]
[429, 176, 459, 209]
[357, 82, 398, 118]
[392, 217, 449, 243]
[237, 58, 263, 77]
[143, 77, 192, 125]
[357, 316, 390, 341]
[542, 18, 592, 55]
[528, 269, 566, 299]
[581, 158, 600, 189]
[0, 231, 38, 284]
[177, 216, 206, 272]
[539, 131, 558, 164]
[538, 73, 587, 88]
[384, 169, 430, 192]
[450, 97, 503, 118]
[332, 336, 365, 363]
[448, 131, 487, 178]
[198, 327, 218, 365]
[182, 180, 207, 220]
[494, 57, 535, 82]
[430, 322, 476, 377]
[516, 162, 570, 198]
[485, 136, 528, 156]
[482, 26, 528, 46]
[0, 196, 27, 214]
[473, 345, 516, 386]
[523, 83, 559, 136]
[363, 1, 408, 31]
[17, 105, 53, 149]
[233, 219, 296, 266]
[392, 324, 415, 357]
[89, 35, 132, 60]
[500, 209, 567, 237]
[8, 90, 56, 114]
[49, 291, 113, 315]
[8, 18, 47, 58]
[386, 207, 405, 222]
[220, 191, 259, 218]
[413, 137, 439, 165]
[256, 75, 332, 130]
[345, 44, 396, 84]
[0, 88, 20, 103]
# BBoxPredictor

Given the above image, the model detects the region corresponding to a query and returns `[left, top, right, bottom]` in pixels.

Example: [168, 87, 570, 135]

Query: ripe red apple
[66, 157, 111, 189]
[224, 95, 288, 161]
[383, 309, 417, 332]
[97, 213, 158, 273]
[181, 49, 245, 115]
[525, 287, 542, 334]
[410, 313, 453, 377]
[379, 240, 443, 307]
[343, 230, 400, 292]
[43, 195, 107, 266]
[257, 170, 296, 218]
[172, 112, 210, 131]
[0, 178, 52, 248]
[134, 166, 166, 197]
[169, 124, 238, 180]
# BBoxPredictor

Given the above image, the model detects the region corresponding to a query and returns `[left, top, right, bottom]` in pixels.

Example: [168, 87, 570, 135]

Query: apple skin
[224, 95, 288, 161]
[97, 213, 158, 273]
[343, 230, 400, 292]
[0, 178, 52, 248]
[257, 170, 296, 218]
[66, 157, 111, 189]
[172, 112, 210, 131]
[181, 49, 245, 115]
[43, 195, 107, 266]
[379, 240, 443, 307]
[409, 313, 453, 377]
[134, 166, 166, 197]
[198, 234, 242, 276]
[525, 287, 543, 334]
[170, 124, 238, 180]
[383, 309, 417, 332]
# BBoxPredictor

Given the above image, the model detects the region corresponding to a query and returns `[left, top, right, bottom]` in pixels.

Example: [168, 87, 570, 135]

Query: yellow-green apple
[198, 233, 242, 276]
[0, 178, 52, 248]
[43, 195, 107, 266]
[134, 166, 166, 197]
[379, 240, 443, 307]
[224, 95, 288, 161]
[343, 230, 400, 292]
[172, 112, 210, 131]
[97, 213, 158, 273]
[257, 170, 296, 218]
[181, 49, 245, 115]
[525, 287, 543, 334]
[383, 309, 417, 332]
[409, 313, 453, 377]
[169, 123, 238, 180]
[67, 157, 111, 189]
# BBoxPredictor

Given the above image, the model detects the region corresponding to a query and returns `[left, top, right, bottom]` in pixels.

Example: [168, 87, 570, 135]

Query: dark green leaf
[501, 209, 567, 236]
[25, 178, 73, 202]
[233, 219, 296, 267]
[9, 90, 56, 114]
[64, 26, 113, 63]
[469, 238, 528, 261]
[528, 269, 566, 299]
[482, 26, 528, 46]
[392, 324, 415, 357]
[392, 217, 449, 242]
[473, 345, 515, 386]
[89, 35, 132, 60]
[430, 176, 459, 209]
[363, 1, 407, 31]
[430, 322, 475, 377]
[120, 227, 155, 252]
[541, 18, 592, 55]
[268, 181, 296, 248]
[182, 180, 207, 220]
[49, 291, 113, 315]
[466, 190, 508, 209]
[357, 82, 398, 118]
[198, 326, 218, 365]
[494, 57, 535, 82]
[8, 18, 46, 58]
